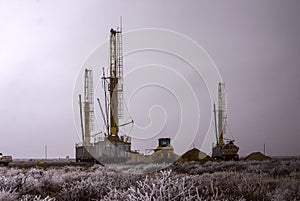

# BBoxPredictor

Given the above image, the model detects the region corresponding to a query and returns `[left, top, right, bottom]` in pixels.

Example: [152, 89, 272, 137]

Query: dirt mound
[244, 152, 271, 161]
[142, 150, 179, 163]
[176, 148, 212, 164]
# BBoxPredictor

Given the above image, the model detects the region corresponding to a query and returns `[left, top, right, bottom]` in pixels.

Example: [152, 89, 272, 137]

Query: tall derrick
[83, 69, 94, 145]
[217, 82, 226, 145]
[212, 82, 239, 161]
[76, 24, 133, 164]
[108, 27, 123, 137]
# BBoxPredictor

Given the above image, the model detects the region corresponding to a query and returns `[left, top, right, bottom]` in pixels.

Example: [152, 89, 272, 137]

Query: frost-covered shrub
[0, 187, 18, 201]
[59, 177, 108, 201]
[172, 159, 300, 177]
[105, 170, 202, 200]
[20, 195, 56, 201]
[57, 166, 144, 201]
[105, 169, 299, 200]
[106, 163, 170, 174]
[105, 170, 248, 200]
[271, 178, 300, 201]
[0, 159, 299, 200]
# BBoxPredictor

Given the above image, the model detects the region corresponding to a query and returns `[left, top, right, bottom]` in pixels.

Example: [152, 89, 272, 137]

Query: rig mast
[83, 69, 94, 145]
[217, 82, 226, 145]
[108, 27, 124, 138]
[212, 82, 239, 160]
[76, 24, 132, 164]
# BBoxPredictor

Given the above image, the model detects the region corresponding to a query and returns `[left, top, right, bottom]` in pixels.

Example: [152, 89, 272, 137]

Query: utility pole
[45, 145, 47, 160]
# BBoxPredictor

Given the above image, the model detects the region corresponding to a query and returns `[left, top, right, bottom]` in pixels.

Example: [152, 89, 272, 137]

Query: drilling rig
[95, 26, 132, 163]
[76, 25, 132, 163]
[107, 27, 124, 140]
[75, 23, 180, 164]
[75, 69, 95, 162]
[212, 83, 239, 160]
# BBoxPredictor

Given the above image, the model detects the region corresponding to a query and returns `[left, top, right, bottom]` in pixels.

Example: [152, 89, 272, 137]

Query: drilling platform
[212, 83, 239, 160]
[75, 24, 178, 164]
[75, 26, 132, 163]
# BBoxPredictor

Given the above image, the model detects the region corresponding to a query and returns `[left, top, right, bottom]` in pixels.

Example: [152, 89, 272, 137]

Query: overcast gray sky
[0, 0, 299, 158]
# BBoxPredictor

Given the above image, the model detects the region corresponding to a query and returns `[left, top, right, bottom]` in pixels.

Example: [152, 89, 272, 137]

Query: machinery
[76, 25, 133, 164]
[0, 153, 12, 166]
[143, 138, 178, 163]
[153, 138, 178, 163]
[212, 83, 239, 160]
[76, 23, 180, 164]
[75, 69, 95, 162]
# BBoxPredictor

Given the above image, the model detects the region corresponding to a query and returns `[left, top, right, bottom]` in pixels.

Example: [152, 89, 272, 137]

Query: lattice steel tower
[109, 27, 124, 137]
[83, 69, 94, 145]
[217, 82, 227, 145]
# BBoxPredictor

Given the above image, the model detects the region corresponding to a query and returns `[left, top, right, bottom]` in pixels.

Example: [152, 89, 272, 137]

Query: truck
[0, 153, 12, 166]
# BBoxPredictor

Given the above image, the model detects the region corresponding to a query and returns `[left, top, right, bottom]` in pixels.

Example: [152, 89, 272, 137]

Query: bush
[0, 159, 298, 200]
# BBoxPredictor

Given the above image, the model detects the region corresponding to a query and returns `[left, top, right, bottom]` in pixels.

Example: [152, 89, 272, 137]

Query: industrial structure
[152, 138, 177, 163]
[75, 24, 178, 164]
[76, 26, 133, 163]
[75, 69, 95, 162]
[75, 25, 240, 164]
[212, 83, 239, 160]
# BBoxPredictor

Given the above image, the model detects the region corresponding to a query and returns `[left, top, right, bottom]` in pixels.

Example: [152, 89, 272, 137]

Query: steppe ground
[0, 158, 299, 200]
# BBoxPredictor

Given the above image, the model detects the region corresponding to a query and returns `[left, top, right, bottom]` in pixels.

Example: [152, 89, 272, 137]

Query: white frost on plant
[0, 159, 298, 200]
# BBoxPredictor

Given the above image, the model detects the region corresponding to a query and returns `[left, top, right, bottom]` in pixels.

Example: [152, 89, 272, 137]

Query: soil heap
[244, 152, 271, 161]
[176, 148, 212, 164]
